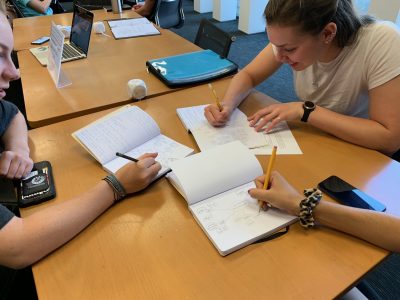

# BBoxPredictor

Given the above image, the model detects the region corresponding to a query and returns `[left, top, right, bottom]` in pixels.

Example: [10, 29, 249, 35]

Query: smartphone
[318, 175, 386, 212]
[31, 36, 50, 45]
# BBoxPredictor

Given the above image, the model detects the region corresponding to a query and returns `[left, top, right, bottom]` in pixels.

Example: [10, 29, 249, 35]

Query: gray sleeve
[0, 100, 19, 138]
[0, 205, 14, 229]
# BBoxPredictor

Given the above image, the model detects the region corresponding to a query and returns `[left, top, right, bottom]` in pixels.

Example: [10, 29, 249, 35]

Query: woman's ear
[322, 22, 337, 44]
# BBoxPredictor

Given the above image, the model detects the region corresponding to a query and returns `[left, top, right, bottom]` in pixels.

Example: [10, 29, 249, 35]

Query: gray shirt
[0, 100, 19, 228]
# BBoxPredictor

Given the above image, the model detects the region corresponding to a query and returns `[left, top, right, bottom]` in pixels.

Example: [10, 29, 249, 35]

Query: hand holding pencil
[204, 84, 233, 127]
[114, 152, 161, 194]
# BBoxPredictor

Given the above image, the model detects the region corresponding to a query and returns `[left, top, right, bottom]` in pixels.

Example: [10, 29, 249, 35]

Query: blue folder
[146, 50, 238, 87]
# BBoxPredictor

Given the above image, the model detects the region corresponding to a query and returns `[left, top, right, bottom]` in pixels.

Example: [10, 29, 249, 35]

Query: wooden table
[15, 10, 201, 128]
[24, 80, 400, 299]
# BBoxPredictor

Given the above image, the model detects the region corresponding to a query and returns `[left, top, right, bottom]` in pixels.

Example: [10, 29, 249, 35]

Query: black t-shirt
[0, 100, 19, 298]
[0, 100, 18, 137]
[0, 100, 18, 227]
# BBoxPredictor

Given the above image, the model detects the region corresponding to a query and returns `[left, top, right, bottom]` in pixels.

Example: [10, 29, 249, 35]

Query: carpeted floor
[171, 1, 400, 299]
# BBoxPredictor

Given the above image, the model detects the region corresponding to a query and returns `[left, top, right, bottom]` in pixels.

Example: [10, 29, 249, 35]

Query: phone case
[17, 161, 56, 208]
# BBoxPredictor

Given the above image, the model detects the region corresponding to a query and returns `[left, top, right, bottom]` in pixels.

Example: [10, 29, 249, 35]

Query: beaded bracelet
[103, 174, 127, 202]
[299, 188, 322, 228]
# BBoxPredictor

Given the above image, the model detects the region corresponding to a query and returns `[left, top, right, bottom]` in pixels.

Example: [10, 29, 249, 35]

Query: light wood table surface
[14, 10, 201, 128]
[24, 79, 400, 299]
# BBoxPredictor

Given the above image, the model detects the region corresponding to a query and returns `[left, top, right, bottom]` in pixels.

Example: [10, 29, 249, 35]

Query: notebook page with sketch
[72, 106, 194, 179]
[167, 141, 297, 256]
[177, 105, 302, 155]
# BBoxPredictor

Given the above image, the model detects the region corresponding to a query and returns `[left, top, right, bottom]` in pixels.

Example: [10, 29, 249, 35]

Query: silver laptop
[30, 4, 94, 66]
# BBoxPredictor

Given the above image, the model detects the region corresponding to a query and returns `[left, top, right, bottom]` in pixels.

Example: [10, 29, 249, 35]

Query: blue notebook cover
[146, 49, 238, 87]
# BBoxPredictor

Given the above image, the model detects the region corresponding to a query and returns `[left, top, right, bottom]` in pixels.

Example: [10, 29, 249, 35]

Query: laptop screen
[70, 5, 94, 55]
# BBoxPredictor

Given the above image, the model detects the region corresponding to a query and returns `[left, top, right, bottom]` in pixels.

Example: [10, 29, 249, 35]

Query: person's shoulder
[361, 21, 400, 40]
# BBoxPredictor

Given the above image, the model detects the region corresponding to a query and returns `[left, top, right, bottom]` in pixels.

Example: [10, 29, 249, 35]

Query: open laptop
[30, 4, 94, 66]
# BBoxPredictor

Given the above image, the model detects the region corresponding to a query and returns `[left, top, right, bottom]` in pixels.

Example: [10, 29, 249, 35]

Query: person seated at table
[14, 0, 53, 17]
[249, 171, 400, 252]
[204, 0, 400, 161]
[131, 0, 156, 18]
[0, 6, 161, 270]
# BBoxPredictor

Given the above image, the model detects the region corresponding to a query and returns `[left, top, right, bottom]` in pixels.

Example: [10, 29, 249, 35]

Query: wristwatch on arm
[301, 101, 316, 122]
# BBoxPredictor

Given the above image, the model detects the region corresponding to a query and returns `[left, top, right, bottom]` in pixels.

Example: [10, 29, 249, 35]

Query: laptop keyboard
[62, 43, 82, 60]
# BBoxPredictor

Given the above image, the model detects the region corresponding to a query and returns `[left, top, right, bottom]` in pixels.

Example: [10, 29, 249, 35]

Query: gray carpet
[171, 1, 400, 299]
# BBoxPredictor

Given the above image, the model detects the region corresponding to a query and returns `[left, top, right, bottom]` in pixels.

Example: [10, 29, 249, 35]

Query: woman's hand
[204, 103, 234, 127]
[248, 102, 303, 132]
[248, 171, 302, 216]
[115, 153, 161, 194]
[0, 150, 33, 179]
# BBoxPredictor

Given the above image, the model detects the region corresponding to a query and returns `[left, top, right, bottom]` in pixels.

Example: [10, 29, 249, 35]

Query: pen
[208, 83, 223, 111]
[116, 152, 139, 162]
[259, 145, 277, 212]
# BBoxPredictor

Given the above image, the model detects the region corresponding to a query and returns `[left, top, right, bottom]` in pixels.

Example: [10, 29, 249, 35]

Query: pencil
[116, 152, 139, 162]
[259, 146, 277, 211]
[208, 83, 223, 111]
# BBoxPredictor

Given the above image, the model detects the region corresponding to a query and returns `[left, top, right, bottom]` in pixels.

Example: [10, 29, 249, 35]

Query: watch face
[304, 101, 315, 109]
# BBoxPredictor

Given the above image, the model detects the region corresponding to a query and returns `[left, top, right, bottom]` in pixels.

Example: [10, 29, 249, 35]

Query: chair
[152, 0, 184, 29]
[194, 18, 235, 58]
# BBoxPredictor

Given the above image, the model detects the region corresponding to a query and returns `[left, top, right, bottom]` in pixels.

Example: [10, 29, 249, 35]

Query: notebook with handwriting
[167, 141, 297, 256]
[72, 106, 194, 178]
[177, 104, 267, 151]
[177, 104, 303, 155]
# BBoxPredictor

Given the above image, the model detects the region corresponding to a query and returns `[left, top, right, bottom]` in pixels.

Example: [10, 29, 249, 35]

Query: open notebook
[72, 106, 194, 178]
[177, 105, 302, 155]
[167, 141, 297, 256]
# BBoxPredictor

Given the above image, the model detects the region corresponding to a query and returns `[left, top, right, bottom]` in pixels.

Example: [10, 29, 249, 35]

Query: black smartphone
[31, 36, 50, 45]
[318, 175, 386, 212]
[17, 161, 56, 208]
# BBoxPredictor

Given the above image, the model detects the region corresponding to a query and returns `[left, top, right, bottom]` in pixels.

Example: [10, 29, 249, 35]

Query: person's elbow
[0, 246, 36, 269]
[379, 132, 400, 155]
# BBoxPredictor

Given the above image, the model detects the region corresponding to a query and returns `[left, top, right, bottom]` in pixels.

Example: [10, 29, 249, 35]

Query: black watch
[301, 101, 316, 122]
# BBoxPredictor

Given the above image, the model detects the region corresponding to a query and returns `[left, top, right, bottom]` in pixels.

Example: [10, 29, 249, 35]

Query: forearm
[0, 181, 114, 269]
[222, 70, 255, 110]
[28, 0, 52, 14]
[314, 201, 400, 252]
[308, 105, 399, 154]
[223, 44, 282, 110]
[2, 112, 29, 155]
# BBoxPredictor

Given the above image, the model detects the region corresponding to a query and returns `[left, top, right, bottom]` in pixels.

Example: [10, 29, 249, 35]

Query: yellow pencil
[208, 83, 223, 111]
[259, 146, 278, 211]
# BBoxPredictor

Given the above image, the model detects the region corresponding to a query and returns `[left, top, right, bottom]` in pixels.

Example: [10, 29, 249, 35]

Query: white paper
[47, 22, 71, 88]
[177, 105, 302, 155]
[73, 106, 161, 164]
[168, 141, 263, 205]
[177, 105, 267, 150]
[104, 135, 194, 176]
[108, 18, 160, 39]
[189, 182, 297, 256]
